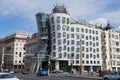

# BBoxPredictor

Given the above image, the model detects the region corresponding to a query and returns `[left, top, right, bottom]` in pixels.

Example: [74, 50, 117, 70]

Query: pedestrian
[87, 68, 90, 77]
[90, 68, 93, 76]
[98, 69, 102, 77]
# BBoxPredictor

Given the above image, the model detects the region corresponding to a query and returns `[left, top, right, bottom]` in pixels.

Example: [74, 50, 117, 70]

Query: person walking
[90, 68, 93, 76]
[87, 68, 90, 77]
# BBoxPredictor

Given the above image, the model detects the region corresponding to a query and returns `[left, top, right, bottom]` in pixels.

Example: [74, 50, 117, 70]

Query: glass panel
[57, 16, 60, 23]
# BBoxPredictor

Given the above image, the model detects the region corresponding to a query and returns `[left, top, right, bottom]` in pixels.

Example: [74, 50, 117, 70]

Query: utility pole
[79, 39, 83, 75]
[1, 47, 4, 72]
[36, 53, 40, 73]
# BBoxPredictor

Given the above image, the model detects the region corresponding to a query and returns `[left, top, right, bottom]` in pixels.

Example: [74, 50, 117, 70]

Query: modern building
[0, 32, 30, 70]
[35, 5, 103, 72]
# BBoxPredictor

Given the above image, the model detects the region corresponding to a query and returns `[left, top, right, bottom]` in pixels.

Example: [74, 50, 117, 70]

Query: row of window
[71, 60, 100, 64]
[52, 45, 100, 52]
[51, 16, 69, 24]
[52, 52, 100, 59]
[52, 39, 99, 46]
[15, 52, 25, 57]
[52, 32, 99, 41]
[71, 27, 99, 35]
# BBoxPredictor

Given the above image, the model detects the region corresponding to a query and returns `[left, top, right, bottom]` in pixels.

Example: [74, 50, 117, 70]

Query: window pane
[57, 16, 60, 23]
[62, 17, 66, 23]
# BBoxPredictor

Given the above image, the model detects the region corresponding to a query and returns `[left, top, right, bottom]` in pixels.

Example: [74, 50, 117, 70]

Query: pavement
[49, 72, 103, 80]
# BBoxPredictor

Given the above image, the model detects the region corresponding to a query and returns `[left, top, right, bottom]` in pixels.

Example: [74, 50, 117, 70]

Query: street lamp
[1, 47, 4, 72]
[79, 39, 83, 75]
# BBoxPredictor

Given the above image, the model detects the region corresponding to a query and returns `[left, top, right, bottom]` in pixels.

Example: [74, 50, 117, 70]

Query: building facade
[24, 33, 38, 72]
[0, 32, 30, 70]
[36, 5, 103, 72]
[101, 24, 120, 71]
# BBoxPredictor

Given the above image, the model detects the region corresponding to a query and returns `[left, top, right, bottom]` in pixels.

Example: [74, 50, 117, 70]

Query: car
[51, 70, 63, 73]
[21, 69, 29, 74]
[0, 73, 20, 80]
[103, 71, 120, 80]
[37, 69, 48, 76]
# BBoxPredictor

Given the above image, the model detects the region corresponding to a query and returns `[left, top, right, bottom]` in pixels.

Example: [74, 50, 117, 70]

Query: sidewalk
[63, 72, 103, 80]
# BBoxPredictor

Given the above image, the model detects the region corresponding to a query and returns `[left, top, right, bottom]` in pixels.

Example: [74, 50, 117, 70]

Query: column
[55, 61, 59, 70]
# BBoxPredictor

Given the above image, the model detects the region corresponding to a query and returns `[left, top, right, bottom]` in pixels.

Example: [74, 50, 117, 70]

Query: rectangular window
[53, 39, 56, 44]
[71, 28, 74, 32]
[53, 45, 56, 50]
[58, 40, 61, 45]
[85, 29, 88, 33]
[71, 46, 74, 51]
[86, 42, 88, 46]
[57, 25, 60, 30]
[63, 39, 66, 44]
[51, 17, 54, 23]
[82, 47, 84, 51]
[67, 18, 69, 24]
[63, 46, 66, 50]
[76, 54, 79, 59]
[71, 34, 74, 38]
[53, 52, 56, 57]
[82, 41, 84, 45]
[86, 36, 88, 40]
[76, 41, 80, 46]
[71, 40, 74, 44]
[76, 48, 80, 52]
[19, 52, 22, 57]
[81, 28, 84, 32]
[89, 29, 91, 34]
[57, 33, 61, 38]
[57, 16, 60, 23]
[58, 46, 62, 51]
[76, 35, 79, 39]
[76, 28, 79, 32]
[62, 17, 66, 23]
[86, 48, 89, 52]
[67, 41, 69, 45]
[82, 34, 84, 39]
[76, 60, 79, 64]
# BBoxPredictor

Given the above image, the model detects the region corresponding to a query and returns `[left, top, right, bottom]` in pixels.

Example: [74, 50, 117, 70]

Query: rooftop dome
[52, 5, 68, 14]
[104, 21, 113, 30]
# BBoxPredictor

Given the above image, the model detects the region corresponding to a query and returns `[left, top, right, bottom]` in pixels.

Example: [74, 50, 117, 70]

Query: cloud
[89, 18, 108, 26]
[0, 0, 120, 30]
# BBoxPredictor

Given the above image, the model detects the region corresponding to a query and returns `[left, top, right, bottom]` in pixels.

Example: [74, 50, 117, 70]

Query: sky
[0, 0, 120, 38]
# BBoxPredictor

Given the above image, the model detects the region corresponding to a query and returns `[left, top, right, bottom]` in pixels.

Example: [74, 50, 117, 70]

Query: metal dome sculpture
[52, 4, 68, 14]
[104, 21, 113, 30]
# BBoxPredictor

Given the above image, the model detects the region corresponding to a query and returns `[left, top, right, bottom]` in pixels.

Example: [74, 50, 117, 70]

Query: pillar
[55, 61, 59, 70]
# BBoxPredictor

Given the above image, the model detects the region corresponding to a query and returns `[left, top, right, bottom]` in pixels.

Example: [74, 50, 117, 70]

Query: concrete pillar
[55, 61, 59, 70]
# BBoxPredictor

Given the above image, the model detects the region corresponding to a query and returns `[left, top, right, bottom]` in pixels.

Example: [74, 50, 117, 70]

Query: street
[15, 73, 101, 80]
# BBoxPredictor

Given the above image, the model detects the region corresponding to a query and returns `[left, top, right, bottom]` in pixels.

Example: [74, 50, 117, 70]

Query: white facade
[104, 29, 120, 71]
[49, 12, 102, 71]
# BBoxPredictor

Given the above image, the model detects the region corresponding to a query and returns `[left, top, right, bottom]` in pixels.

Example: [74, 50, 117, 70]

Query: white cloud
[0, 0, 120, 30]
[89, 18, 108, 26]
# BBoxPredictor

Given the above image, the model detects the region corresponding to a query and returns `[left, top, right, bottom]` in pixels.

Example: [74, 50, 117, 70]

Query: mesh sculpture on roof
[52, 5, 67, 13]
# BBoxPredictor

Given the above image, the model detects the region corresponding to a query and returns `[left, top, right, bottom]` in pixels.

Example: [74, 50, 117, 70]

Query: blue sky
[0, 0, 120, 38]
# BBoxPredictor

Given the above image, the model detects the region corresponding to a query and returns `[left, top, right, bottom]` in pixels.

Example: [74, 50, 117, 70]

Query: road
[15, 73, 101, 80]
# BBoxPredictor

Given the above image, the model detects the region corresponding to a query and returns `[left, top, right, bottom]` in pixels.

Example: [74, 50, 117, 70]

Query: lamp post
[1, 47, 4, 72]
[79, 39, 83, 75]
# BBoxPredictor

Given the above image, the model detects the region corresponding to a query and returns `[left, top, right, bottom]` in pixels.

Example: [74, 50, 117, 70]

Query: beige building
[0, 32, 30, 70]
[101, 23, 120, 71]
[24, 33, 38, 72]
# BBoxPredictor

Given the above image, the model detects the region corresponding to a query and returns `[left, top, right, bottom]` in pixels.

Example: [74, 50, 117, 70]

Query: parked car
[103, 71, 120, 80]
[51, 70, 63, 73]
[37, 69, 48, 76]
[0, 73, 20, 80]
[21, 69, 29, 74]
